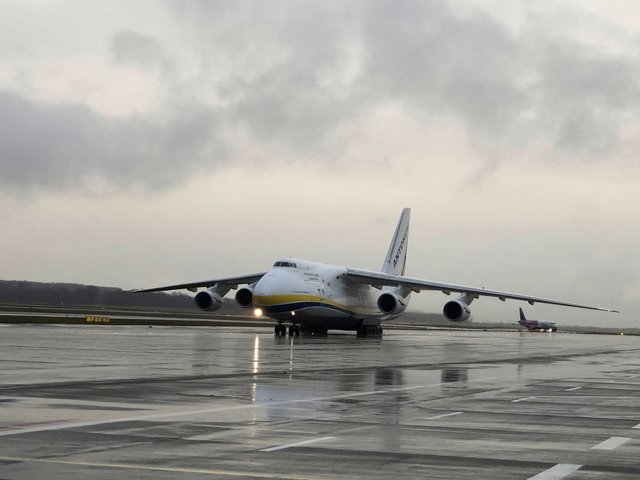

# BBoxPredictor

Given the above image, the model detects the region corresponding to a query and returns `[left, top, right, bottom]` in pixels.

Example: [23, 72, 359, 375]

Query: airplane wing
[132, 272, 267, 293]
[344, 268, 619, 313]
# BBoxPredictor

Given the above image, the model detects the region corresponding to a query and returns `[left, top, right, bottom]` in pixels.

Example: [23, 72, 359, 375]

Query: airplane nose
[252, 272, 279, 307]
[252, 269, 305, 310]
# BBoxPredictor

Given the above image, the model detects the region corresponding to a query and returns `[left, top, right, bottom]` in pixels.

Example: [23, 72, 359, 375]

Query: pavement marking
[0, 456, 314, 480]
[331, 425, 376, 436]
[186, 431, 231, 441]
[0, 420, 118, 437]
[0, 396, 147, 410]
[426, 411, 463, 420]
[0, 388, 419, 437]
[591, 436, 631, 450]
[564, 386, 581, 391]
[0, 368, 539, 438]
[511, 396, 536, 403]
[0, 378, 472, 437]
[261, 436, 336, 452]
[527, 464, 582, 480]
[0, 419, 74, 431]
[633, 423, 640, 429]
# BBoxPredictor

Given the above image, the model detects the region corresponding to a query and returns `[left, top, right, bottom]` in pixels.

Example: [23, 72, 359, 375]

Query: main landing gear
[356, 324, 383, 337]
[274, 323, 300, 336]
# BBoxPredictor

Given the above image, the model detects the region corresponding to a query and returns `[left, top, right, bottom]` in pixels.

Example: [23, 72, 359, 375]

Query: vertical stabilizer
[519, 308, 526, 323]
[382, 208, 410, 275]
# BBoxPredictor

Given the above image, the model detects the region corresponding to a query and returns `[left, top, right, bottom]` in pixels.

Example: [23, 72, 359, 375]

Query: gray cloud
[0, 90, 226, 193]
[359, 1, 525, 133]
[166, 1, 368, 151]
[166, 0, 639, 159]
[534, 43, 640, 154]
[358, 1, 640, 158]
[111, 31, 167, 71]
[3, 1, 639, 194]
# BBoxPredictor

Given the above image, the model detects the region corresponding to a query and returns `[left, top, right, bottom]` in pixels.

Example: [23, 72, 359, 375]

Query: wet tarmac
[1, 324, 639, 479]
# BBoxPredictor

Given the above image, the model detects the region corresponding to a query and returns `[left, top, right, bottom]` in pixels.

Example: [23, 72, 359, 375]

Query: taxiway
[1, 324, 639, 479]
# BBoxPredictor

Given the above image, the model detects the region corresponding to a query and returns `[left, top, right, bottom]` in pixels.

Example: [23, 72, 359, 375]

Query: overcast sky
[1, 0, 638, 326]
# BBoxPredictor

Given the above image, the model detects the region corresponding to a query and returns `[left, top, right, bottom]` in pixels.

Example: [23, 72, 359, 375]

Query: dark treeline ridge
[0, 280, 197, 309]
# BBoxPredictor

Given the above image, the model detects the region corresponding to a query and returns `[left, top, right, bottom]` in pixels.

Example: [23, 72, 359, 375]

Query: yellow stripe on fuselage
[253, 294, 324, 306]
[252, 294, 378, 316]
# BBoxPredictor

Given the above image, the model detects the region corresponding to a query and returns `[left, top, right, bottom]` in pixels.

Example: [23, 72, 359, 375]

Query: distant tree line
[0, 280, 197, 309]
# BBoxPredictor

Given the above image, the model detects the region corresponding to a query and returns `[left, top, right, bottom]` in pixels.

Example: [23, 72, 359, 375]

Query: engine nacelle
[195, 289, 223, 311]
[235, 286, 254, 308]
[377, 292, 407, 315]
[443, 300, 471, 322]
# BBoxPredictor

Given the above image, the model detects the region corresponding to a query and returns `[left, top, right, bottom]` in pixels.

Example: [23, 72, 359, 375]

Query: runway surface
[1, 324, 639, 479]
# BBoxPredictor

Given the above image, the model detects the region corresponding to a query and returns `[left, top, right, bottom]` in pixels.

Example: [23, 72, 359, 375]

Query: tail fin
[519, 308, 526, 323]
[382, 208, 410, 275]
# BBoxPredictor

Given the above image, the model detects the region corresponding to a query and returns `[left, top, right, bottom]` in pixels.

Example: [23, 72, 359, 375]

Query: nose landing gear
[288, 324, 301, 336]
[274, 323, 300, 336]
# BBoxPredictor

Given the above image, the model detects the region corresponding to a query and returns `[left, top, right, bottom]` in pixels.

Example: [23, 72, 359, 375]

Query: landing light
[253, 308, 263, 317]
[291, 311, 296, 316]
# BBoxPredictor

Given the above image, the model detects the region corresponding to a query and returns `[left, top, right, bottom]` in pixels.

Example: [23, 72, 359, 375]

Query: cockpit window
[273, 261, 297, 268]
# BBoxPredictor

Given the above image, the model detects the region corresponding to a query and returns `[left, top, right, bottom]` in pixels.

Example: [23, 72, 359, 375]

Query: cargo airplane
[518, 308, 558, 332]
[134, 208, 618, 336]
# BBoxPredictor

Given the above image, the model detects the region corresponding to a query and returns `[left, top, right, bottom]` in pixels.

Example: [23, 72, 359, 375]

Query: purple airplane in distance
[518, 308, 558, 332]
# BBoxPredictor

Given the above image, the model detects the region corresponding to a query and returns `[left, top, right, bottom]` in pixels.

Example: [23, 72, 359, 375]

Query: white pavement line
[0, 456, 313, 480]
[527, 464, 582, 480]
[511, 396, 536, 403]
[633, 423, 640, 429]
[564, 386, 582, 391]
[427, 411, 463, 420]
[0, 388, 423, 437]
[331, 425, 376, 436]
[0, 371, 518, 437]
[0, 419, 129, 437]
[261, 436, 336, 452]
[591, 436, 631, 450]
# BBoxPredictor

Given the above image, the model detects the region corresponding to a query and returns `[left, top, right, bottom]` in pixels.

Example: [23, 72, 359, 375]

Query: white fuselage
[135, 207, 617, 335]
[252, 258, 406, 330]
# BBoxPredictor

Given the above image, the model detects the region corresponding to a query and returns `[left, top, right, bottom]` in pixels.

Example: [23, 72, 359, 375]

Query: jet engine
[377, 292, 407, 315]
[443, 299, 471, 322]
[195, 289, 223, 311]
[235, 286, 254, 308]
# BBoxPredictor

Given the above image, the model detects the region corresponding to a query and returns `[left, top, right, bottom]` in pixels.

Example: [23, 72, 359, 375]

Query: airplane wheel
[363, 325, 381, 336]
[288, 325, 295, 336]
[294, 325, 301, 336]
